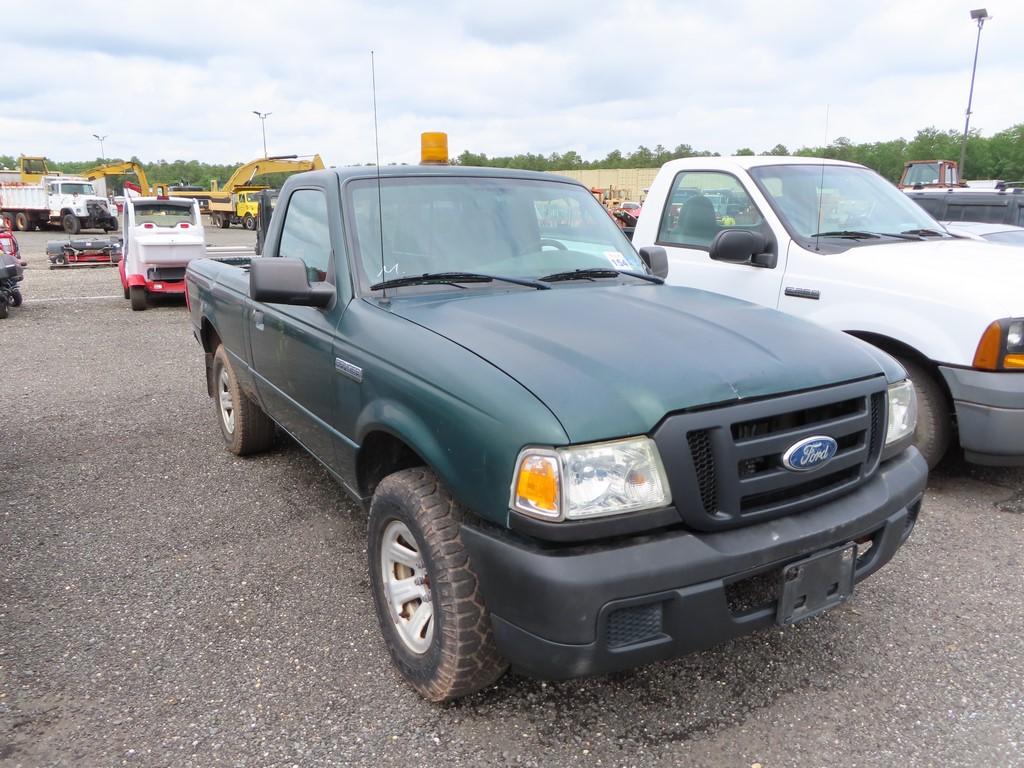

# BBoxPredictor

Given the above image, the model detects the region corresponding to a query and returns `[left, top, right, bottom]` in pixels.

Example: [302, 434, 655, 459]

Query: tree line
[3, 124, 1022, 189]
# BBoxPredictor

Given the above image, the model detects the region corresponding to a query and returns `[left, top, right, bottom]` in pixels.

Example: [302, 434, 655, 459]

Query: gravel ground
[1, 225, 1023, 767]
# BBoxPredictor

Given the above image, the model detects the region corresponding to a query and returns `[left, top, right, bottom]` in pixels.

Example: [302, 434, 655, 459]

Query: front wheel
[61, 213, 80, 234]
[368, 468, 508, 702]
[243, 213, 256, 231]
[129, 285, 148, 311]
[10, 290, 22, 307]
[897, 356, 951, 468]
[212, 345, 275, 455]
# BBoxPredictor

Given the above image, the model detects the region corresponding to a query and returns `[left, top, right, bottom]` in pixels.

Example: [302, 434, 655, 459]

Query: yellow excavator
[205, 154, 325, 229]
[83, 161, 168, 197]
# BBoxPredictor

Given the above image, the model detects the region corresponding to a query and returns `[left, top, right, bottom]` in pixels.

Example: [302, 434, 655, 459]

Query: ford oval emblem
[781, 435, 839, 472]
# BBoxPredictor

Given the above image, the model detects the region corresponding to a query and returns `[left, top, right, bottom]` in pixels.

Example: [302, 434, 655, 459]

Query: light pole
[252, 111, 271, 158]
[92, 133, 107, 161]
[959, 8, 991, 178]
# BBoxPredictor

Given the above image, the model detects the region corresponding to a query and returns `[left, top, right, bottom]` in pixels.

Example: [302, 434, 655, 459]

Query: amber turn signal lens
[515, 455, 559, 515]
[972, 321, 1004, 370]
[1004, 354, 1024, 369]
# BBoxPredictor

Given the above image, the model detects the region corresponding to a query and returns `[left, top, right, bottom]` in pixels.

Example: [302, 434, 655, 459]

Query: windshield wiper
[371, 271, 550, 291]
[810, 230, 922, 241]
[900, 228, 946, 238]
[538, 267, 663, 285]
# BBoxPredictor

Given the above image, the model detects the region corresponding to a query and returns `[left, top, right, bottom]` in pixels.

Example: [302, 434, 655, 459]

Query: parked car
[120, 197, 205, 311]
[943, 220, 1024, 246]
[186, 158, 927, 702]
[905, 186, 1024, 228]
[632, 156, 1024, 468]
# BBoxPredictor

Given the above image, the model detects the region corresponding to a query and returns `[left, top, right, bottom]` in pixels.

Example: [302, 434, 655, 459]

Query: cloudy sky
[2, 0, 1021, 166]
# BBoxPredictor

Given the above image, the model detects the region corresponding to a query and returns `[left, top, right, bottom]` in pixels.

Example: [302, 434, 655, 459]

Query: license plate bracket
[776, 543, 856, 626]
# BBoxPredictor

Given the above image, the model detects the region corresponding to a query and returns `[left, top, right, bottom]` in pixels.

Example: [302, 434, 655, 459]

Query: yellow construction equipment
[83, 161, 168, 197]
[0, 156, 57, 184]
[206, 154, 325, 228]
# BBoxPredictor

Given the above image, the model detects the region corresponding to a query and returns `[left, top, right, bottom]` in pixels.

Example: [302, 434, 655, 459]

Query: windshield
[133, 201, 195, 227]
[348, 176, 643, 289]
[749, 164, 944, 242]
[60, 183, 95, 195]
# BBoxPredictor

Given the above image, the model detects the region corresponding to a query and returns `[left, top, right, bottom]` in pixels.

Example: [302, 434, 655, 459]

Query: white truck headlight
[886, 379, 917, 446]
[512, 437, 671, 521]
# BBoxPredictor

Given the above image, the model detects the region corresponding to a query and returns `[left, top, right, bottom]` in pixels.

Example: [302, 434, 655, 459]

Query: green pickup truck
[185, 164, 928, 702]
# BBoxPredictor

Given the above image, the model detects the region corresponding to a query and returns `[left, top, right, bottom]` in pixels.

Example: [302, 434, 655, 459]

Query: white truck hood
[815, 238, 1024, 318]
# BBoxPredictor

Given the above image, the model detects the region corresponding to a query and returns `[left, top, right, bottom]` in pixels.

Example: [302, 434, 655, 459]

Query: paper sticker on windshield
[604, 251, 632, 270]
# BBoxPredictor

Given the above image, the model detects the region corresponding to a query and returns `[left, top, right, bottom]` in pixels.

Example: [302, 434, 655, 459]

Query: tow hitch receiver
[777, 544, 856, 625]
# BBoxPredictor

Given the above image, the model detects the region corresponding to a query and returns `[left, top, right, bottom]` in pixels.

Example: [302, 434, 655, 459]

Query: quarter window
[658, 171, 765, 248]
[946, 202, 1009, 224]
[279, 189, 331, 282]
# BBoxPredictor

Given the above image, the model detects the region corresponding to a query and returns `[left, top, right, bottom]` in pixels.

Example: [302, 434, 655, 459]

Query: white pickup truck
[632, 156, 1024, 467]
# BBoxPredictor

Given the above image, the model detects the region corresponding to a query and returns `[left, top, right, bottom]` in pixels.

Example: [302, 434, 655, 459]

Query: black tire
[1, 212, 12, 229]
[219, 215, 231, 229]
[54, 253, 67, 266]
[129, 285, 148, 311]
[62, 213, 80, 234]
[0, 299, 7, 319]
[243, 213, 256, 231]
[107, 219, 118, 233]
[368, 468, 508, 702]
[211, 344, 275, 455]
[123, 285, 130, 300]
[897, 356, 951, 469]
[10, 290, 22, 307]
[13, 212, 29, 232]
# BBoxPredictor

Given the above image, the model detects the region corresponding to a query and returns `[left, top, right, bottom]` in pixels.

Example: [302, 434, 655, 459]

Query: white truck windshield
[750, 164, 945, 241]
[60, 183, 96, 195]
[349, 177, 641, 286]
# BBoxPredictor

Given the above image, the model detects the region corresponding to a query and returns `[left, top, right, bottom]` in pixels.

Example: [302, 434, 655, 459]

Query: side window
[946, 202, 1009, 224]
[657, 171, 765, 249]
[279, 189, 331, 283]
[913, 197, 944, 218]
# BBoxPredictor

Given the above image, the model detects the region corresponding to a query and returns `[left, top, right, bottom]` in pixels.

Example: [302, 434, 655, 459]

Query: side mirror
[638, 246, 669, 278]
[709, 230, 776, 268]
[250, 257, 334, 308]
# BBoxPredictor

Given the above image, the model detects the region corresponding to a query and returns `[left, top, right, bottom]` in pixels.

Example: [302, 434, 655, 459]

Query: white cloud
[1, 0, 1020, 165]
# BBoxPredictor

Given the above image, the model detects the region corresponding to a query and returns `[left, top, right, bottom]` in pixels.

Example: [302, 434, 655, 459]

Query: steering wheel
[539, 238, 567, 250]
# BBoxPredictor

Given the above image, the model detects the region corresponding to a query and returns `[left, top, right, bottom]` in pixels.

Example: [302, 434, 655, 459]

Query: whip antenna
[371, 50, 388, 304]
[815, 104, 830, 253]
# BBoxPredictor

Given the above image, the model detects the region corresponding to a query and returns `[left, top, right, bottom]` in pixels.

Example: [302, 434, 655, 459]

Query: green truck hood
[387, 284, 887, 443]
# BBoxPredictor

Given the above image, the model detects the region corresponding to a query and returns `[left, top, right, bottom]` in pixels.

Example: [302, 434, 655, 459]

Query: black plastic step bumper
[460, 448, 927, 680]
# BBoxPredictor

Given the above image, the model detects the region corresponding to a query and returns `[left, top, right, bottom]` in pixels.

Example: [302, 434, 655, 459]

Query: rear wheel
[129, 285, 147, 311]
[0, 299, 8, 319]
[14, 212, 29, 231]
[212, 344, 275, 455]
[897, 355, 951, 468]
[61, 213, 80, 234]
[123, 285, 130, 300]
[368, 468, 508, 702]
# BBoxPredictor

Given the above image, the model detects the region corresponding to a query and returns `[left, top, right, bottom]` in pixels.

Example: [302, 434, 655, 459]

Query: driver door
[657, 170, 784, 308]
[250, 186, 349, 472]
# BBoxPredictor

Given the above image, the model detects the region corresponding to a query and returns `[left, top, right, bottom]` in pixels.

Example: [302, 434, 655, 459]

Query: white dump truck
[0, 176, 119, 234]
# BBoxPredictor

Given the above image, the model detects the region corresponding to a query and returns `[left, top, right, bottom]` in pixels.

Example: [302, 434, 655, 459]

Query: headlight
[511, 437, 671, 521]
[886, 379, 918, 446]
[973, 318, 1024, 370]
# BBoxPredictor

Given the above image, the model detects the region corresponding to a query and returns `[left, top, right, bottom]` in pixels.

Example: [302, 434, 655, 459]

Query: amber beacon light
[420, 132, 449, 164]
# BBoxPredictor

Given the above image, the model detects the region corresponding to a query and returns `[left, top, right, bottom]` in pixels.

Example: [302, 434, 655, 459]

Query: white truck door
[654, 169, 785, 307]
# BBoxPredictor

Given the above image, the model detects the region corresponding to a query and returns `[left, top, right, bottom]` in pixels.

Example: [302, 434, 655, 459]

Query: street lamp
[92, 133, 107, 161]
[252, 111, 271, 158]
[959, 8, 991, 178]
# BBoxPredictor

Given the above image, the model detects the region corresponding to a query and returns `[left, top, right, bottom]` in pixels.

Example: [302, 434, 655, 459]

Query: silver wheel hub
[381, 520, 433, 654]
[218, 369, 235, 434]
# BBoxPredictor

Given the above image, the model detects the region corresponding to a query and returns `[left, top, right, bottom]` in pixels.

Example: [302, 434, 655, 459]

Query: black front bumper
[460, 449, 927, 680]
